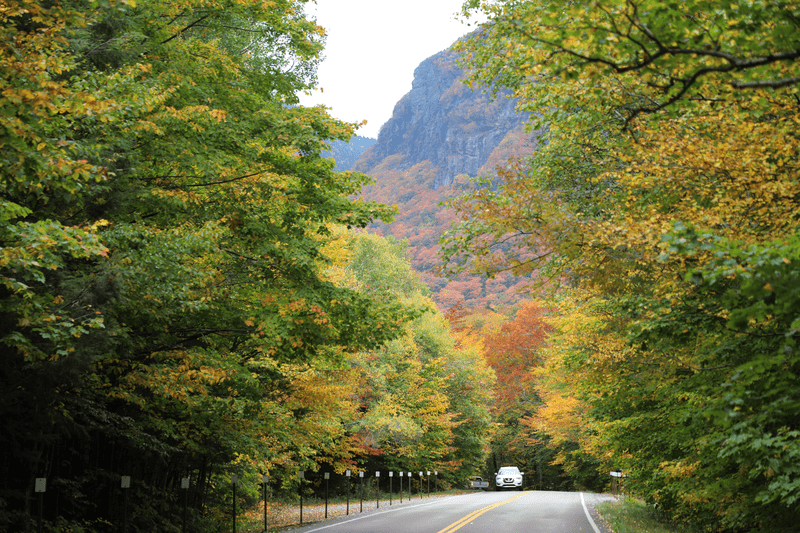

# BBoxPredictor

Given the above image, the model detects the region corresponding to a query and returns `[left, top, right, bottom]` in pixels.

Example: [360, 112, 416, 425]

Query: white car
[495, 466, 523, 490]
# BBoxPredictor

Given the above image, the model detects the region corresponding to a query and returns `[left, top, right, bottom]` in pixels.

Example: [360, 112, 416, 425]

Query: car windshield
[498, 468, 519, 475]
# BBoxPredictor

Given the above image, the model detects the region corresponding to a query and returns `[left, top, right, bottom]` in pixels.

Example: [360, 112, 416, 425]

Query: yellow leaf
[90, 219, 110, 230]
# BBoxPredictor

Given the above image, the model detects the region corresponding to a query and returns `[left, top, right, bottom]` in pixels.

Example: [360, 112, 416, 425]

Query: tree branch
[160, 15, 212, 45]
[732, 75, 800, 89]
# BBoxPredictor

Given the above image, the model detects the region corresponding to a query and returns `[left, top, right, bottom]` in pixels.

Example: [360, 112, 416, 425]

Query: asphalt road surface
[287, 491, 615, 533]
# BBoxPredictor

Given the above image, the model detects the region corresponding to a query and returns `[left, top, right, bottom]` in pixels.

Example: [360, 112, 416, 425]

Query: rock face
[350, 39, 541, 310]
[353, 45, 528, 188]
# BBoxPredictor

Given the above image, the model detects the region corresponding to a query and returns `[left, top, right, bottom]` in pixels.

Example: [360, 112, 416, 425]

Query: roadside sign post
[389, 472, 393, 505]
[408, 472, 412, 498]
[324, 472, 330, 518]
[262, 474, 269, 532]
[427, 471, 431, 497]
[419, 472, 423, 499]
[435, 471, 438, 493]
[399, 472, 403, 503]
[610, 471, 626, 497]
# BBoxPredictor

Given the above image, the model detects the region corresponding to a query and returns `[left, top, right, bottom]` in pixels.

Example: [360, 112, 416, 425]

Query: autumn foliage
[0, 2, 494, 531]
[353, 47, 542, 310]
[445, 0, 800, 530]
[483, 301, 550, 412]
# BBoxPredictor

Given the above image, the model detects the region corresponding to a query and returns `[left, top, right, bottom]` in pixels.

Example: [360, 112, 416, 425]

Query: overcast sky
[298, 1, 485, 139]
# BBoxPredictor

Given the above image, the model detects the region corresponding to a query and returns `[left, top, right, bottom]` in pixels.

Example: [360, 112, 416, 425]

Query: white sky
[299, 1, 485, 139]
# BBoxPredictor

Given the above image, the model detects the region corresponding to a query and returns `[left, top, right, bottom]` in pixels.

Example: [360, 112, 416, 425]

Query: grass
[596, 497, 699, 533]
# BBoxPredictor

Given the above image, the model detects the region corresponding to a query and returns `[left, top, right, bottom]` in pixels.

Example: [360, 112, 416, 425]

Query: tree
[334, 231, 495, 485]
[446, 0, 800, 528]
[1, 1, 407, 530]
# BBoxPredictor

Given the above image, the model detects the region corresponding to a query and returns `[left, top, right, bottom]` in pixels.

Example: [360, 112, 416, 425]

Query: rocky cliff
[351, 40, 541, 310]
[353, 45, 531, 188]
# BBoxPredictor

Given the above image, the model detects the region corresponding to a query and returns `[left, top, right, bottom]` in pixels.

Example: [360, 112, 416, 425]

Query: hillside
[354, 44, 544, 309]
[323, 135, 376, 171]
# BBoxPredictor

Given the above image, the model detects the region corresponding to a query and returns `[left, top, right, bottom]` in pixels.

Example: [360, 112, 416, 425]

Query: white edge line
[580, 492, 602, 533]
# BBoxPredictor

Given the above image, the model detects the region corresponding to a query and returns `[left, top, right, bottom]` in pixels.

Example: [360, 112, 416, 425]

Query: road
[287, 491, 615, 533]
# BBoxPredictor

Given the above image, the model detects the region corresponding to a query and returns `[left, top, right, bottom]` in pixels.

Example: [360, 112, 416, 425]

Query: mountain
[354, 42, 544, 309]
[355, 45, 538, 189]
[323, 135, 376, 171]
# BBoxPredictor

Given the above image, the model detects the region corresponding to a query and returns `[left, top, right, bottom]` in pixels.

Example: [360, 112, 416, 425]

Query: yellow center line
[436, 491, 530, 533]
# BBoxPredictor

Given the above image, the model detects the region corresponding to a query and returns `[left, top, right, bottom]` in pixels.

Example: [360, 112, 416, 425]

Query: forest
[1, 1, 495, 531]
[442, 0, 800, 531]
[2, 1, 799, 532]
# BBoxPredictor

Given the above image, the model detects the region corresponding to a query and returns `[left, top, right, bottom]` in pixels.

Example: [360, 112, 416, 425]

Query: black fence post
[346, 470, 351, 516]
[121, 476, 131, 533]
[181, 477, 189, 533]
[262, 474, 269, 532]
[299, 471, 305, 525]
[232, 475, 238, 533]
[324, 472, 330, 519]
[359, 471, 364, 513]
[35, 478, 45, 533]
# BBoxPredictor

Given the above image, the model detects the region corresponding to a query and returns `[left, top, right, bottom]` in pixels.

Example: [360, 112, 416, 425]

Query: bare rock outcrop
[353, 45, 528, 188]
